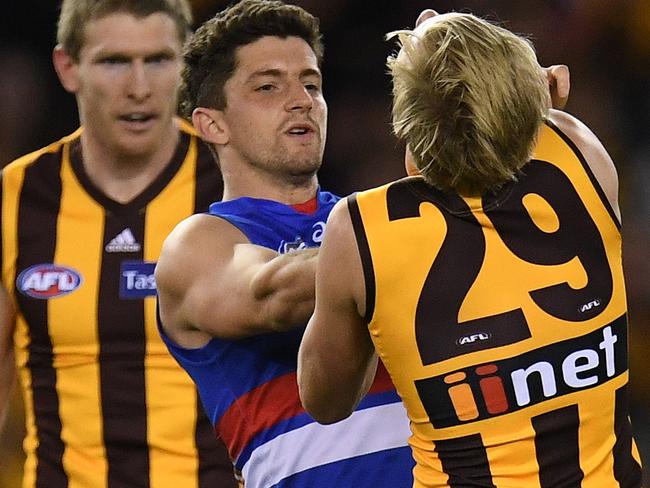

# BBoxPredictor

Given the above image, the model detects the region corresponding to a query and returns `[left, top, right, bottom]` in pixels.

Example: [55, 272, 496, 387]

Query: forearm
[299, 349, 377, 424]
[250, 248, 318, 330]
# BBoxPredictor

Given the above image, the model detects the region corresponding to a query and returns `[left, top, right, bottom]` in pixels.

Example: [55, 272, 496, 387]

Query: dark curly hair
[180, 0, 323, 118]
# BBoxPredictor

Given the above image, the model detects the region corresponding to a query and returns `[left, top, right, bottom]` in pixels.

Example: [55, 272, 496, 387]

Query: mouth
[285, 123, 317, 139]
[118, 112, 157, 129]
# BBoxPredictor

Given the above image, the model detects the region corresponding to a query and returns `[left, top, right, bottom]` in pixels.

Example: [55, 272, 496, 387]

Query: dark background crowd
[1, 1, 647, 485]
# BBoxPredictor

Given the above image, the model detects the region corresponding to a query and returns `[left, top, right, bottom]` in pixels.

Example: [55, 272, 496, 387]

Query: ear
[52, 45, 80, 94]
[404, 146, 420, 176]
[415, 9, 439, 27]
[192, 107, 230, 146]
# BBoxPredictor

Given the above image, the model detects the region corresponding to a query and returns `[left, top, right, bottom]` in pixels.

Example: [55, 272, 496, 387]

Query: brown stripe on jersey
[16, 152, 68, 487]
[98, 213, 149, 487]
[434, 433, 495, 487]
[613, 385, 643, 487]
[194, 138, 223, 213]
[347, 194, 376, 323]
[191, 136, 235, 486]
[532, 405, 584, 487]
[195, 402, 237, 488]
[544, 120, 621, 230]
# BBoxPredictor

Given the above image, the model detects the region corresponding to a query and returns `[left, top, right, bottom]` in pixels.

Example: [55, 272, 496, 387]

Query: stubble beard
[250, 140, 323, 184]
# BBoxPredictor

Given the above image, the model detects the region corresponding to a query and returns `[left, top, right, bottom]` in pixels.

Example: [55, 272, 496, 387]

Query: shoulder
[545, 109, 619, 220]
[545, 109, 611, 169]
[2, 129, 82, 175]
[160, 213, 248, 262]
[156, 213, 249, 296]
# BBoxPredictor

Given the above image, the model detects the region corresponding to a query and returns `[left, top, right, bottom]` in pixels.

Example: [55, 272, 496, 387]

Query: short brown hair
[180, 0, 323, 117]
[57, 0, 193, 61]
[388, 13, 549, 194]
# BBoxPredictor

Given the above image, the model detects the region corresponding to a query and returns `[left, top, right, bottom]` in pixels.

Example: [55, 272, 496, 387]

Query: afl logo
[17, 264, 82, 299]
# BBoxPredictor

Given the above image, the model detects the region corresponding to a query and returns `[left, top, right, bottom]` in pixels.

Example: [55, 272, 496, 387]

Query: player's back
[349, 119, 642, 487]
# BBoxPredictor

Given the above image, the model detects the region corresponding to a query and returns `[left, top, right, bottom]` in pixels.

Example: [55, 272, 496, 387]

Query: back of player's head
[57, 0, 193, 61]
[180, 0, 323, 117]
[388, 13, 549, 195]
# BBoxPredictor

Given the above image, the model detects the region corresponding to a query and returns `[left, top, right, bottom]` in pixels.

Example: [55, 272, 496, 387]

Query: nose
[127, 60, 152, 101]
[285, 82, 313, 112]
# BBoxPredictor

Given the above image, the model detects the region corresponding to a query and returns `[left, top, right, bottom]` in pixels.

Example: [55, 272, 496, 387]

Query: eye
[305, 83, 321, 92]
[146, 53, 174, 65]
[255, 84, 276, 92]
[99, 56, 128, 65]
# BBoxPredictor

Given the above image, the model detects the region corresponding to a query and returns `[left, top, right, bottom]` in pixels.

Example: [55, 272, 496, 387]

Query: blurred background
[1, 0, 647, 486]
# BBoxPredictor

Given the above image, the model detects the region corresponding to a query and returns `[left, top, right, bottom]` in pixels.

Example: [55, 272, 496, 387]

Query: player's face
[219, 35, 327, 180]
[64, 12, 183, 160]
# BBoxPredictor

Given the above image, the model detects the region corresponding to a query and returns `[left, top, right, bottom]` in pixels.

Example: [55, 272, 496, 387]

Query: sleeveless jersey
[349, 121, 643, 487]
[0, 119, 236, 488]
[159, 190, 415, 488]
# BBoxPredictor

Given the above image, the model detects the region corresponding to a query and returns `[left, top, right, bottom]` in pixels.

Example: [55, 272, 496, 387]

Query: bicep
[156, 214, 311, 341]
[156, 215, 269, 342]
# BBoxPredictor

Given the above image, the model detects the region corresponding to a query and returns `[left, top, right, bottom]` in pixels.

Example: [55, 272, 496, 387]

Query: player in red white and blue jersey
[158, 189, 413, 487]
[155, 2, 413, 487]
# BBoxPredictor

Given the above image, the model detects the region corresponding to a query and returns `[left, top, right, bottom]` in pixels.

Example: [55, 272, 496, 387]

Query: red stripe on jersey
[218, 372, 301, 460]
[217, 363, 396, 460]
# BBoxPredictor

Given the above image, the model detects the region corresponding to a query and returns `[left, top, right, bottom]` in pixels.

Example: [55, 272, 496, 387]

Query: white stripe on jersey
[242, 402, 411, 488]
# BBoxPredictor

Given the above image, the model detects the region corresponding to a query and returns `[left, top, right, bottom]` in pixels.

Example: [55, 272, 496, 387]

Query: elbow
[309, 407, 353, 426]
[298, 384, 354, 425]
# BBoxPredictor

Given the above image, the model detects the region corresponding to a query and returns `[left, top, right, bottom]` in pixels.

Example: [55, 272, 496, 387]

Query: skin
[156, 36, 328, 346]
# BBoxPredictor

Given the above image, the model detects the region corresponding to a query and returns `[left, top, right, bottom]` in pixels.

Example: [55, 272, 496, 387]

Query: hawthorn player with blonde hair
[299, 11, 643, 487]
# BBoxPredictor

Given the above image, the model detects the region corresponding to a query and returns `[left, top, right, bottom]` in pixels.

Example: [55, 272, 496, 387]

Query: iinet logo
[416, 319, 626, 428]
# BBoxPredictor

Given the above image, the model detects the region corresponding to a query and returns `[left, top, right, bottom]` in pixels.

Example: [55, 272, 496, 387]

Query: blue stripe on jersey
[270, 446, 415, 488]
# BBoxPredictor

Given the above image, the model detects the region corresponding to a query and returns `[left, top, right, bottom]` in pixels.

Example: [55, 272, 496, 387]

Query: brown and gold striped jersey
[349, 121, 643, 487]
[1, 119, 236, 488]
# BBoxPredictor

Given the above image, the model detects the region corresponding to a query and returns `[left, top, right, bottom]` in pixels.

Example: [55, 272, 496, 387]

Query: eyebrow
[246, 67, 322, 82]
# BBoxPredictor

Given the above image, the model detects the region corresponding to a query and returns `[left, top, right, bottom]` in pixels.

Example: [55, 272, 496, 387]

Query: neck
[79, 123, 180, 204]
[223, 174, 319, 205]
[220, 152, 320, 205]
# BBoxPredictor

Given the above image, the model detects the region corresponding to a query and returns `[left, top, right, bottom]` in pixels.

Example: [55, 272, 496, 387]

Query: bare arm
[0, 285, 16, 435]
[156, 213, 318, 347]
[547, 109, 621, 222]
[298, 199, 377, 424]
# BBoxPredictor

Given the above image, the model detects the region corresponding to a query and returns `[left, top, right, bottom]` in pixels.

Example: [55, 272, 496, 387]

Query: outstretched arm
[156, 213, 318, 347]
[298, 199, 376, 424]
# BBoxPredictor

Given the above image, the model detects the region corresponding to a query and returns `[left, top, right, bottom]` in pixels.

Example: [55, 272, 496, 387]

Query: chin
[116, 138, 160, 160]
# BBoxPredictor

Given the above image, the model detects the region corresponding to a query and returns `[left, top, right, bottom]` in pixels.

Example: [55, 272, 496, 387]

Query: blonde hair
[57, 0, 193, 61]
[387, 13, 549, 194]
